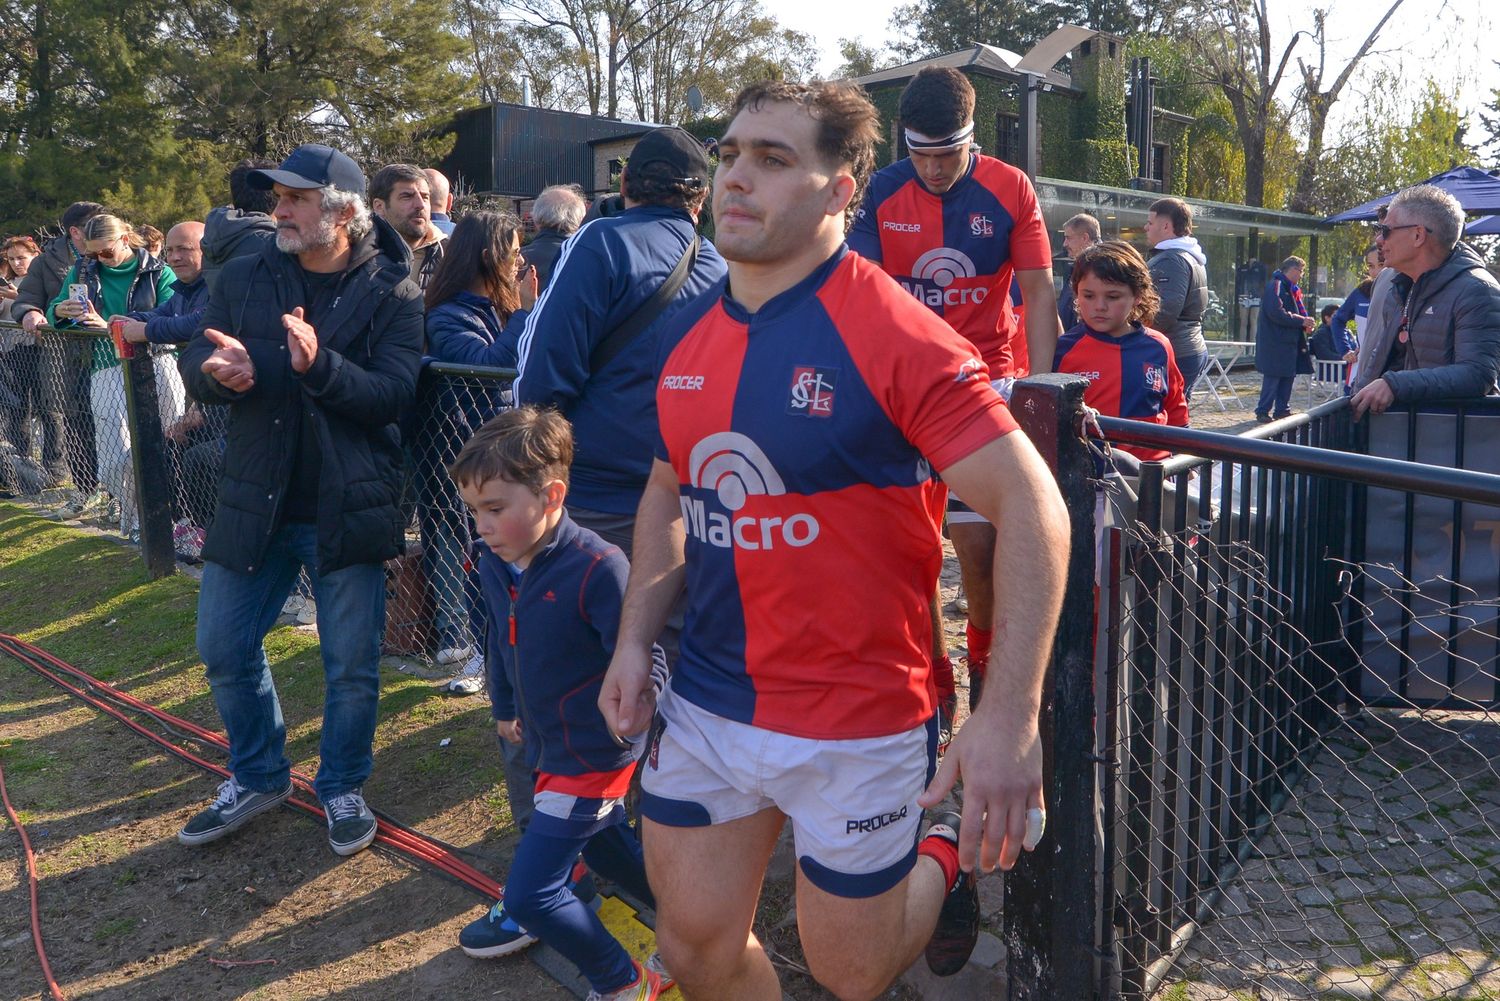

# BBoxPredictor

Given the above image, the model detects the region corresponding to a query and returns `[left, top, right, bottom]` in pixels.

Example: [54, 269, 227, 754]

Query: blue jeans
[505, 804, 654, 993]
[197, 522, 386, 802]
[1256, 375, 1295, 417]
[1176, 350, 1209, 401]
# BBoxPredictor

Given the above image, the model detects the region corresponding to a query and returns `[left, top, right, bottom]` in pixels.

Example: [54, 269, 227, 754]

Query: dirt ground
[0, 378, 1275, 1001]
[0, 507, 954, 1001]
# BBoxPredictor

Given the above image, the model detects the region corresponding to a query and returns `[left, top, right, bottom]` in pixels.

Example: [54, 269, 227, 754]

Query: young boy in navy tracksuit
[450, 406, 670, 1001]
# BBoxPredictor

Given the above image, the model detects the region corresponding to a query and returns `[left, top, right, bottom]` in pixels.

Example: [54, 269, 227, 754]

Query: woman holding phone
[46, 214, 183, 540]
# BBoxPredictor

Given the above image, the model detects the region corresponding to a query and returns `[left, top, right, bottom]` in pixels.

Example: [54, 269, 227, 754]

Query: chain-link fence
[0, 327, 186, 535]
[1088, 401, 1500, 1000]
[0, 322, 514, 670]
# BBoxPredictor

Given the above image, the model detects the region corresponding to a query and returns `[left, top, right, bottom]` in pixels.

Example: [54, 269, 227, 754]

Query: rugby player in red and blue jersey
[1053, 241, 1189, 462]
[599, 81, 1069, 1000]
[849, 67, 1061, 717]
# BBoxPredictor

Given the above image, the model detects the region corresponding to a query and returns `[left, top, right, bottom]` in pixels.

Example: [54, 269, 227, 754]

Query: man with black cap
[514, 127, 726, 560]
[177, 142, 424, 857]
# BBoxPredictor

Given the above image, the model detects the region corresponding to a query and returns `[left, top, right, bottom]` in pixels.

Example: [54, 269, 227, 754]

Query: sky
[759, 0, 1498, 154]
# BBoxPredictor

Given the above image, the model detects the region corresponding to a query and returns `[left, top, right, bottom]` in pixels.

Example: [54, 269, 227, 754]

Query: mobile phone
[69, 283, 88, 305]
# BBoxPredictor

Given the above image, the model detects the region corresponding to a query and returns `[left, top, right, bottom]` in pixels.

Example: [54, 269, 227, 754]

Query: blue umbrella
[1325, 166, 1500, 223]
[1466, 215, 1500, 236]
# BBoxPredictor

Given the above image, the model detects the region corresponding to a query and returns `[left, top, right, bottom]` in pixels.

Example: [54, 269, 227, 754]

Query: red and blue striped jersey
[1053, 323, 1189, 461]
[653, 247, 1018, 740]
[849, 154, 1052, 378]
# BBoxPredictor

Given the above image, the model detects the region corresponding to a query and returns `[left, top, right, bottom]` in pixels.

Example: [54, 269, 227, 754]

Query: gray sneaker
[178, 777, 292, 846]
[324, 788, 378, 856]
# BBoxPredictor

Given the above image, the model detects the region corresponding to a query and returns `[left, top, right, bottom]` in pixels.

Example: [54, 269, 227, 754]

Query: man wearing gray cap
[177, 143, 424, 857]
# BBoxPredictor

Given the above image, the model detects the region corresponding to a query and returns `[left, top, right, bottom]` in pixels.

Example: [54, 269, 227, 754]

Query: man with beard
[177, 143, 423, 857]
[372, 163, 446, 291]
[600, 81, 1068, 999]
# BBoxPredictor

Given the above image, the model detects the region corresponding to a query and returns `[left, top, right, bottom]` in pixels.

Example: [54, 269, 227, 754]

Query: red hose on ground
[0, 634, 506, 905]
[0, 755, 68, 1001]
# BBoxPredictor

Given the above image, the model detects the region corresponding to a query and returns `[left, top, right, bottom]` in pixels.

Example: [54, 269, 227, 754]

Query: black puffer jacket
[1384, 242, 1500, 404]
[200, 207, 276, 298]
[179, 216, 423, 575]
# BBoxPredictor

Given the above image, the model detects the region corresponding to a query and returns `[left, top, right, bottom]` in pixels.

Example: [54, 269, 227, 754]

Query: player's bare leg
[929, 589, 957, 750]
[645, 808, 786, 1001]
[948, 520, 995, 708]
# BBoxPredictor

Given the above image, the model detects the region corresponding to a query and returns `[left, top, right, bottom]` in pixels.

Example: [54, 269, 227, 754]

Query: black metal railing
[1078, 397, 1500, 999]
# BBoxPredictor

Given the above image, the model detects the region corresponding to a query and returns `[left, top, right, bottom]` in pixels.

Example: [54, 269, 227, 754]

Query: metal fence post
[1005, 374, 1098, 1000]
[120, 348, 176, 578]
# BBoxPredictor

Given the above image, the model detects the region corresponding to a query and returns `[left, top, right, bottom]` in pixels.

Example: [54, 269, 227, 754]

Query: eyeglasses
[1374, 223, 1427, 240]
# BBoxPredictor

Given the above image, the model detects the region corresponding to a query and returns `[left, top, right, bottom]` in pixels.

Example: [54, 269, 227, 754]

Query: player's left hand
[284, 306, 318, 374]
[919, 703, 1044, 874]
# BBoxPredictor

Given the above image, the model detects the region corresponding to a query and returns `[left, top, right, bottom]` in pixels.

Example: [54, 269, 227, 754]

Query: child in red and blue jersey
[1054, 241, 1189, 461]
[450, 406, 670, 1001]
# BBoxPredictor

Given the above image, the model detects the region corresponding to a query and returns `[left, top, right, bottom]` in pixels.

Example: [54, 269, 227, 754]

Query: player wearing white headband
[850, 66, 1061, 727]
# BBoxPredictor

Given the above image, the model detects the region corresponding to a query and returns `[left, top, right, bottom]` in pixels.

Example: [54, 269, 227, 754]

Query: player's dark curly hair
[898, 68, 976, 139]
[730, 80, 882, 212]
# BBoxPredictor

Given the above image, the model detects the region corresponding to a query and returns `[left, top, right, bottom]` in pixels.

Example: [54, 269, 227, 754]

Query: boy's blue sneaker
[459, 902, 539, 958]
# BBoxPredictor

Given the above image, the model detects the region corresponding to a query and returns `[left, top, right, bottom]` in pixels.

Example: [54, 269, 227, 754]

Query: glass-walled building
[1036, 178, 1332, 343]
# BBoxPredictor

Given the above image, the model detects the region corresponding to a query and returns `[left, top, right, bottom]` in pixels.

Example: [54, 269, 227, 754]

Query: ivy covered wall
[861, 35, 1189, 196]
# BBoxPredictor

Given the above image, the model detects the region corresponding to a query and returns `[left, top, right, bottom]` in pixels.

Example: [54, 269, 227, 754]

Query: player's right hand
[599, 644, 657, 740]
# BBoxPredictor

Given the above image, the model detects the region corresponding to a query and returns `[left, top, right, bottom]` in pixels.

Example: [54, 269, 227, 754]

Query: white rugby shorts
[639, 683, 938, 898]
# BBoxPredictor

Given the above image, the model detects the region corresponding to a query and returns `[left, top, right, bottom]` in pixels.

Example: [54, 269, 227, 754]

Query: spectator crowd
[2, 67, 1499, 1001]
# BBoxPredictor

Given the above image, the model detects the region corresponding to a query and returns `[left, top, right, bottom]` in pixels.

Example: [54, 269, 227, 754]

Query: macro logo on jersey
[787, 366, 837, 418]
[968, 213, 994, 238]
[1143, 363, 1167, 393]
[898, 247, 989, 309]
[682, 432, 820, 551]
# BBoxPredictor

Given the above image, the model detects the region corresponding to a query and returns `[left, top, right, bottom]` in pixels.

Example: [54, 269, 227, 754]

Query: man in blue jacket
[513, 127, 727, 557]
[1254, 255, 1316, 422]
[115, 221, 209, 346]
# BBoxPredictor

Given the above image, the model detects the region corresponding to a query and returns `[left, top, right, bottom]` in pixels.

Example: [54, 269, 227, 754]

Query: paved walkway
[1160, 709, 1500, 1000]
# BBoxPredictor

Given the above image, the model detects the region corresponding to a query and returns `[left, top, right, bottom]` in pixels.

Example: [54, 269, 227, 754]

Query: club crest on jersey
[1144, 363, 1167, 393]
[788, 366, 837, 418]
[968, 213, 994, 238]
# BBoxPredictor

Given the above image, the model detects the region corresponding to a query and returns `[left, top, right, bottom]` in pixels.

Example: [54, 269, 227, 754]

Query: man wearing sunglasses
[1350, 184, 1500, 420]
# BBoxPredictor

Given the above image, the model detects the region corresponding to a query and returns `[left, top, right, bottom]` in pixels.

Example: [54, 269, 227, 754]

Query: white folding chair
[1305, 359, 1348, 407]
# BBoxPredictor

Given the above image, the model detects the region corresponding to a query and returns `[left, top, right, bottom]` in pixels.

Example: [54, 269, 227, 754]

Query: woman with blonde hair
[46, 214, 184, 539]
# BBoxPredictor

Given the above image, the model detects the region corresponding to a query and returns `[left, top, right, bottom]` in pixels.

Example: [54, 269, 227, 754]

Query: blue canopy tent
[1325, 166, 1500, 223]
[1466, 215, 1500, 236]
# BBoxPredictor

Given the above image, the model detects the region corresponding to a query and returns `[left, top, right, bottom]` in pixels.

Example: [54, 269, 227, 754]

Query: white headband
[904, 122, 975, 152]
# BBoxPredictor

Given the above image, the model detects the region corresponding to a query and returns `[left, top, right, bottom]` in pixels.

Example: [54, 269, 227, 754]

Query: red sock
[919, 830, 961, 891]
[932, 654, 956, 701]
[966, 623, 993, 674]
